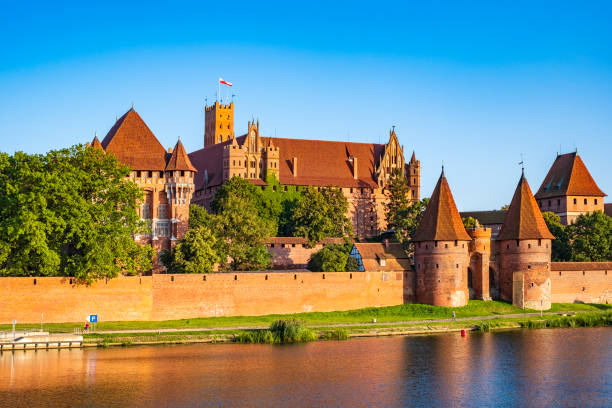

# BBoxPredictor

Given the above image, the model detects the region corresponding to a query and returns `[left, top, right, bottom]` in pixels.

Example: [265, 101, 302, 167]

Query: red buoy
[461, 329, 466, 337]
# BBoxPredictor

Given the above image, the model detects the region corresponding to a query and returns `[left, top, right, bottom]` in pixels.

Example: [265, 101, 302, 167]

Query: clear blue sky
[1, 1, 611, 210]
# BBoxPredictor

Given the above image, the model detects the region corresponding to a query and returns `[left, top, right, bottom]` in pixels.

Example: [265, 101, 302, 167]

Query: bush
[270, 319, 317, 343]
[323, 328, 349, 340]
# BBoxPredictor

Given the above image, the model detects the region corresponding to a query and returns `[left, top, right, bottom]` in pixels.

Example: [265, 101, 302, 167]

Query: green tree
[189, 204, 215, 230]
[211, 176, 281, 234]
[383, 170, 429, 245]
[171, 227, 220, 274]
[0, 145, 153, 282]
[569, 211, 612, 262]
[542, 211, 572, 261]
[462, 216, 479, 229]
[261, 175, 302, 236]
[291, 186, 352, 245]
[215, 198, 273, 271]
[307, 244, 351, 272]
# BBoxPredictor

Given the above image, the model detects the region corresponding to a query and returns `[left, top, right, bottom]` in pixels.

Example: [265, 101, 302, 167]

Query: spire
[90, 133, 104, 150]
[498, 173, 554, 240]
[165, 139, 197, 172]
[413, 170, 471, 242]
[410, 151, 416, 163]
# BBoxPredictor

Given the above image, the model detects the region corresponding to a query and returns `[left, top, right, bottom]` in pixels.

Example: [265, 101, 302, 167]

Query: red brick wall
[0, 271, 407, 324]
[414, 240, 470, 307]
[551, 264, 611, 304]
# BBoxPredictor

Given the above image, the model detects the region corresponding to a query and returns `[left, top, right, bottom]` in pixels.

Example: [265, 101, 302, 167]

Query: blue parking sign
[89, 315, 98, 323]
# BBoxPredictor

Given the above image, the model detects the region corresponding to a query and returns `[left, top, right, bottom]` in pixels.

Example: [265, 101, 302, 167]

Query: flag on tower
[219, 78, 233, 86]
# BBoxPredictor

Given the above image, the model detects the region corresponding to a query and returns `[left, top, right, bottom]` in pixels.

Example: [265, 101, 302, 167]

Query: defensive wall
[0, 271, 408, 324]
[0, 263, 609, 324]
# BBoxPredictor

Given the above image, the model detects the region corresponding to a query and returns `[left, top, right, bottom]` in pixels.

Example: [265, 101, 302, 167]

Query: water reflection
[1, 328, 610, 407]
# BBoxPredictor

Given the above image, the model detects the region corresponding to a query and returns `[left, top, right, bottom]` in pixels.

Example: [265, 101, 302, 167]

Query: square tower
[204, 101, 235, 147]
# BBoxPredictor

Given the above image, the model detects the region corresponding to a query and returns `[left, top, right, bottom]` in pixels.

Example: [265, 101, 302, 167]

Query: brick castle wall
[0, 271, 406, 324]
[550, 263, 611, 304]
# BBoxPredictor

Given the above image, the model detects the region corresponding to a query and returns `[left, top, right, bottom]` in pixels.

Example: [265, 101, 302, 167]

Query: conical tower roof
[165, 139, 197, 172]
[413, 170, 471, 242]
[90, 135, 104, 150]
[498, 172, 554, 240]
[101, 108, 167, 170]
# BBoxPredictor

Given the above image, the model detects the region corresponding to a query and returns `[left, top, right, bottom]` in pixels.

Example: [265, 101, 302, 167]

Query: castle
[91, 108, 196, 255]
[189, 101, 420, 238]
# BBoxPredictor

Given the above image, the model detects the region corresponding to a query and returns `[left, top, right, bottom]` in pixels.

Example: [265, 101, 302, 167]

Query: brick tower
[406, 151, 420, 200]
[164, 139, 196, 245]
[467, 225, 492, 300]
[497, 171, 554, 310]
[413, 169, 471, 307]
[204, 101, 234, 147]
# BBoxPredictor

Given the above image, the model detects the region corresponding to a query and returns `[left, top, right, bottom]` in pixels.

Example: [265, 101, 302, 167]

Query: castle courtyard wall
[550, 262, 611, 304]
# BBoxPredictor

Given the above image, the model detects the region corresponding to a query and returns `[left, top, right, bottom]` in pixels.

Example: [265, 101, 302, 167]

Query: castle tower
[407, 151, 420, 201]
[467, 225, 492, 300]
[497, 171, 554, 310]
[263, 138, 280, 180]
[204, 101, 234, 147]
[164, 139, 197, 247]
[223, 136, 246, 181]
[413, 169, 472, 307]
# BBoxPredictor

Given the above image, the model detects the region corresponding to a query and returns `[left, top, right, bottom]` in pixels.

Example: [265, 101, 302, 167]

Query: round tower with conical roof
[497, 171, 554, 310]
[413, 169, 471, 307]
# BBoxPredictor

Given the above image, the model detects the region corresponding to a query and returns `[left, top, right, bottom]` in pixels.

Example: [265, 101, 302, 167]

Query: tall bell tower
[204, 101, 234, 147]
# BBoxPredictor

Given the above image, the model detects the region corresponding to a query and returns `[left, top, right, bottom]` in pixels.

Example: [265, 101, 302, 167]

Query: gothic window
[155, 221, 170, 237]
[158, 204, 167, 219]
[141, 204, 150, 219]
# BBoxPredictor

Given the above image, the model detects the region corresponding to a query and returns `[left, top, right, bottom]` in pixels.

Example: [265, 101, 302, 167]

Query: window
[557, 199, 560, 206]
[155, 221, 170, 237]
[137, 171, 141, 177]
[548, 200, 551, 207]
[538, 201, 542, 208]
[595, 199, 598, 205]
[142, 204, 150, 219]
[584, 198, 587, 205]
[573, 198, 577, 205]
[158, 204, 167, 219]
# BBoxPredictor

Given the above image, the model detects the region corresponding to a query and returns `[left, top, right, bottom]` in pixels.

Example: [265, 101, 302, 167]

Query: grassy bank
[2, 301, 609, 334]
[79, 309, 612, 347]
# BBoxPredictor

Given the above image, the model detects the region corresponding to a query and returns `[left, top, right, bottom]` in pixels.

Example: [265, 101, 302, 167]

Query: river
[1, 327, 610, 407]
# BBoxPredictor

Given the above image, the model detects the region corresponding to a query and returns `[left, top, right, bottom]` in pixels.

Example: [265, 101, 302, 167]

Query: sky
[1, 1, 611, 210]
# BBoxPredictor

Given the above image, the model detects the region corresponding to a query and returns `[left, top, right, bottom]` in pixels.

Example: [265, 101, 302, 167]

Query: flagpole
[218, 79, 220, 103]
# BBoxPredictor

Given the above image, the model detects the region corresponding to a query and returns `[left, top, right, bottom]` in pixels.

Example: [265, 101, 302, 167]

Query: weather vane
[519, 153, 525, 174]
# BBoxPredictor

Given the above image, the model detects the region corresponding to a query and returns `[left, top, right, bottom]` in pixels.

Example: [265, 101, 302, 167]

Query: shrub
[269, 319, 317, 343]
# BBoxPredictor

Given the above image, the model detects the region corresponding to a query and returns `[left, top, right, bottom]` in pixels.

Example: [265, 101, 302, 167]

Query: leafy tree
[500, 204, 510, 210]
[211, 176, 281, 233]
[383, 169, 429, 245]
[189, 204, 215, 230]
[291, 186, 352, 245]
[307, 244, 351, 272]
[261, 175, 302, 236]
[345, 253, 359, 272]
[215, 198, 273, 271]
[570, 211, 612, 262]
[462, 216, 479, 229]
[170, 227, 220, 274]
[0, 145, 153, 282]
[542, 211, 572, 262]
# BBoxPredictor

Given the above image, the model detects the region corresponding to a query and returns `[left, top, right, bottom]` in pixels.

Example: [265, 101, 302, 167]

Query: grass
[2, 301, 609, 334]
[235, 319, 317, 344]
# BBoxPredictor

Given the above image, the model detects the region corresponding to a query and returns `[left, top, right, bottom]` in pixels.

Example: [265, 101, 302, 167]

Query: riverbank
[2, 301, 609, 348]
[75, 302, 610, 347]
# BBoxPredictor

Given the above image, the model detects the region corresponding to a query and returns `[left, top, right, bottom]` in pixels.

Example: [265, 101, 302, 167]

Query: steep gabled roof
[352, 242, 410, 272]
[498, 173, 555, 240]
[101, 109, 167, 170]
[535, 152, 605, 199]
[413, 171, 471, 242]
[165, 139, 197, 172]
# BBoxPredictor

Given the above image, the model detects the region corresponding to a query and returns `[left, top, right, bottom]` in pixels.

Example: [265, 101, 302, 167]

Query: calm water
[1, 328, 610, 407]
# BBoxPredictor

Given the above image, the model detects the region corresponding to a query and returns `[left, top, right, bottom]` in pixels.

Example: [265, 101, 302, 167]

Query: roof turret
[413, 170, 471, 242]
[165, 139, 197, 172]
[498, 173, 555, 240]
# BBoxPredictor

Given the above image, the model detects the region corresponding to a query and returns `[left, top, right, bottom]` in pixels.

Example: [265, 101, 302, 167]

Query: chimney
[292, 157, 298, 177]
[352, 156, 358, 179]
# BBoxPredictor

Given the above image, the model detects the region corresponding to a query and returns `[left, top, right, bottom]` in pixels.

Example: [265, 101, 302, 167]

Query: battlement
[466, 227, 492, 239]
[205, 102, 234, 111]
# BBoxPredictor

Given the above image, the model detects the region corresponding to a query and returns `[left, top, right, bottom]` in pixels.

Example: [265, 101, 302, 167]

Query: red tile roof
[353, 242, 410, 271]
[413, 171, 471, 242]
[101, 109, 168, 170]
[551, 262, 612, 271]
[498, 173, 555, 240]
[189, 135, 387, 191]
[535, 152, 605, 199]
[90, 135, 104, 150]
[165, 139, 196, 172]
